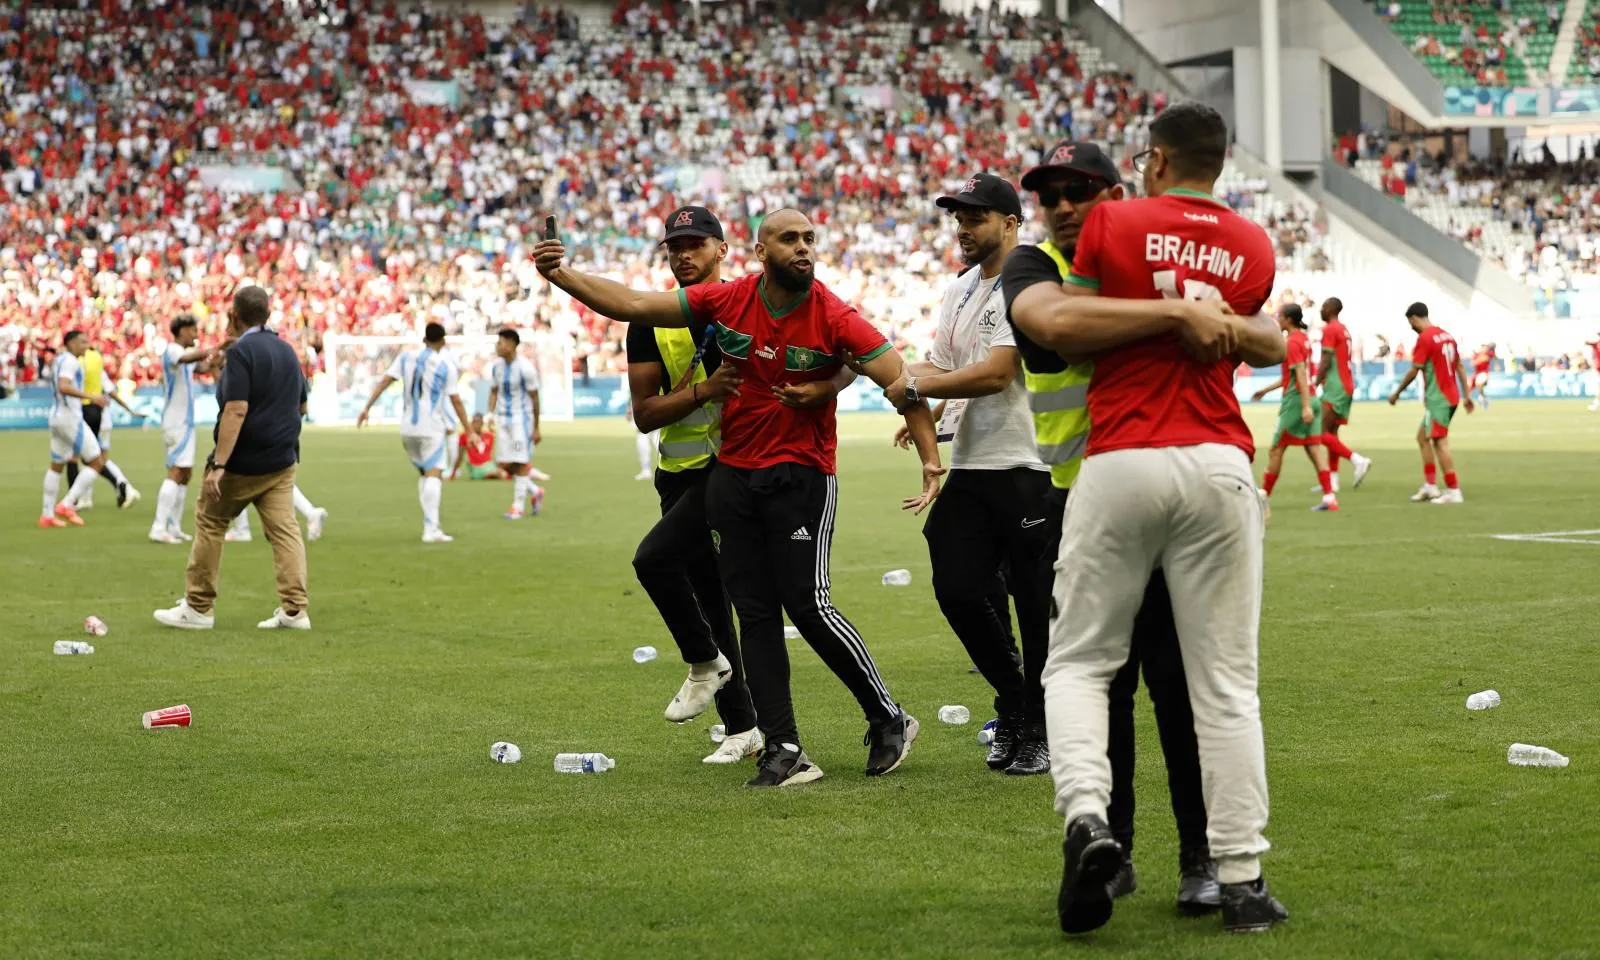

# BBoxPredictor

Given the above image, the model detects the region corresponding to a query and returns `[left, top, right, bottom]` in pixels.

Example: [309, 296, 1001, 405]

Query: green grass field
[3, 401, 1597, 959]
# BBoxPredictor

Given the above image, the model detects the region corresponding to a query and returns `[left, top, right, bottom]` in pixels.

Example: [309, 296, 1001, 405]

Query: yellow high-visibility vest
[654, 328, 720, 473]
[1028, 242, 1094, 490]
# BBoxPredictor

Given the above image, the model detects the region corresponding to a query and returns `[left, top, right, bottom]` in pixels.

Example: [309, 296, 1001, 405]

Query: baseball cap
[661, 206, 724, 244]
[1020, 141, 1122, 191]
[935, 173, 1023, 219]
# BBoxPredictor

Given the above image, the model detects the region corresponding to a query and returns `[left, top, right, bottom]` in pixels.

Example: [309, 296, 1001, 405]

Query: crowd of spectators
[0, 0, 1342, 395]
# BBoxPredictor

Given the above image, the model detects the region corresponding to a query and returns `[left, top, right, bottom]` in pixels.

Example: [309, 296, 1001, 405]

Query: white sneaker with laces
[704, 727, 764, 764]
[258, 607, 311, 630]
[1432, 488, 1465, 504]
[1410, 484, 1441, 502]
[1351, 454, 1374, 488]
[149, 530, 183, 545]
[307, 508, 328, 542]
[422, 528, 454, 543]
[153, 600, 215, 630]
[121, 486, 141, 510]
[665, 654, 732, 723]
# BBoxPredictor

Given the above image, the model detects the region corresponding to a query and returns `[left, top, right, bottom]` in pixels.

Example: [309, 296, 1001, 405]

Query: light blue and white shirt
[161, 343, 198, 432]
[487, 354, 540, 441]
[386, 346, 460, 437]
[49, 352, 85, 424]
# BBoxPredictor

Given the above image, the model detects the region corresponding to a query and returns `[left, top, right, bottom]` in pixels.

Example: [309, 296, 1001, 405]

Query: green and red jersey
[679, 273, 892, 473]
[1413, 325, 1462, 407]
[1280, 329, 1313, 413]
[1319, 318, 1353, 398]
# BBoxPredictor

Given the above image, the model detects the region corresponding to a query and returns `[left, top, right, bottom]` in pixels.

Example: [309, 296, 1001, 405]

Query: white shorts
[50, 417, 101, 464]
[493, 426, 533, 465]
[1472, 371, 1489, 389]
[402, 433, 449, 473]
[164, 423, 197, 469]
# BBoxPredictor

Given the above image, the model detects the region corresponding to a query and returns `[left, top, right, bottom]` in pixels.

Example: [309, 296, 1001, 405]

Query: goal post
[312, 332, 575, 426]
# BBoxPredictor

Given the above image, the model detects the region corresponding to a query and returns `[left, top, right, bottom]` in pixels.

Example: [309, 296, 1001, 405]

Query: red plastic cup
[142, 704, 192, 729]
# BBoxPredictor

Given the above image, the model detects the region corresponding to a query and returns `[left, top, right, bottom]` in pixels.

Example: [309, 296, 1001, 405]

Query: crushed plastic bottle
[881, 569, 912, 587]
[783, 625, 802, 640]
[554, 752, 616, 774]
[938, 705, 971, 725]
[978, 718, 998, 747]
[1507, 743, 1569, 768]
[83, 616, 108, 637]
[54, 641, 95, 655]
[709, 724, 727, 743]
[632, 646, 658, 663]
[1466, 689, 1501, 711]
[489, 741, 522, 764]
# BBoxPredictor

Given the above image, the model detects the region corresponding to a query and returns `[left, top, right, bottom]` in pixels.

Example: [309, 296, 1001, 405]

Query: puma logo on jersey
[790, 526, 813, 541]
[1183, 212, 1220, 225]
[756, 345, 777, 360]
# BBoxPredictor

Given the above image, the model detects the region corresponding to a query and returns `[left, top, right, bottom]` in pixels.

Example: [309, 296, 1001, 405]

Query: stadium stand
[1570, 0, 1600, 81]
[1369, 0, 1558, 86]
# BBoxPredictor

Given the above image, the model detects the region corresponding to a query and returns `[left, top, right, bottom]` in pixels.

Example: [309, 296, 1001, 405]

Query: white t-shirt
[926, 269, 1045, 472]
[162, 343, 197, 430]
[385, 347, 460, 437]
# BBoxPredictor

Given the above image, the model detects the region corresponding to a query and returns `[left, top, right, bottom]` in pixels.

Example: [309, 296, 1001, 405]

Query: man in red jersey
[1387, 302, 1474, 504]
[1008, 102, 1288, 935]
[533, 208, 942, 788]
[1312, 297, 1373, 491]
[1469, 341, 1495, 410]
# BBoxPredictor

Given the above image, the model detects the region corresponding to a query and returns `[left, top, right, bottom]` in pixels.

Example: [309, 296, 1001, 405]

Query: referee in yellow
[65, 339, 141, 510]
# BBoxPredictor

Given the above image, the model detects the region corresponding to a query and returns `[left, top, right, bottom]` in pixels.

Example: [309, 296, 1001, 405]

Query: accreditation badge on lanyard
[936, 272, 1002, 443]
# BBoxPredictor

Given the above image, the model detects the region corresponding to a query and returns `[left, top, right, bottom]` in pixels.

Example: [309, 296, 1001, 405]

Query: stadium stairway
[1549, 0, 1590, 84]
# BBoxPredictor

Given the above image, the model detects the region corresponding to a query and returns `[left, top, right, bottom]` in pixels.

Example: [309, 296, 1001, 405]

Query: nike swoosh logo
[1021, 518, 1046, 528]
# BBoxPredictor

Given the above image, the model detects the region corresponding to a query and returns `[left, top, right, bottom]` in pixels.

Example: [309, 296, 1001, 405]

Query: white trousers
[1044, 443, 1270, 884]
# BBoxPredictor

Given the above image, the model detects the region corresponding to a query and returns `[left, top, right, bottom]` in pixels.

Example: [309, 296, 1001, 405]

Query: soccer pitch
[2, 401, 1596, 959]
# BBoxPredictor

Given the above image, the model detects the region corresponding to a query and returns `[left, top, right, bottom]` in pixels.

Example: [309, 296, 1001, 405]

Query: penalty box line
[1492, 529, 1600, 545]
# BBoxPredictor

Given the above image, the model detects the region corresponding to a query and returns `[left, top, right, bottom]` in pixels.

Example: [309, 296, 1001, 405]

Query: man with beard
[879, 174, 1053, 776]
[999, 142, 1219, 917]
[536, 208, 942, 788]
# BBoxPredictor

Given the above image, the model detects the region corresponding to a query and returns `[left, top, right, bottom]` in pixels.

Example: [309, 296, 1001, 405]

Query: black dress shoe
[1220, 876, 1287, 933]
[1177, 847, 1222, 915]
[1058, 814, 1123, 934]
[1003, 725, 1049, 776]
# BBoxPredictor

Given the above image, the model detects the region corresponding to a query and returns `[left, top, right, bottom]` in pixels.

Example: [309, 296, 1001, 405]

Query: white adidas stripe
[812, 474, 896, 716]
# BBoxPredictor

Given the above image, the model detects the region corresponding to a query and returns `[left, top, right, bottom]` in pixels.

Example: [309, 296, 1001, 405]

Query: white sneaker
[422, 528, 454, 543]
[529, 467, 552, 482]
[225, 529, 253, 542]
[633, 470, 653, 481]
[170, 526, 193, 542]
[307, 507, 328, 542]
[704, 727, 764, 764]
[1432, 488, 1464, 504]
[1351, 454, 1374, 488]
[1410, 484, 1441, 502]
[258, 607, 311, 630]
[153, 600, 214, 630]
[78, 496, 93, 511]
[149, 530, 183, 545]
[664, 654, 732, 723]
[120, 486, 141, 510]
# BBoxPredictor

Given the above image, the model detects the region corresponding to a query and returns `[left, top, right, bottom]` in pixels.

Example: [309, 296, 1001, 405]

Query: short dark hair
[424, 322, 447, 344]
[171, 314, 198, 338]
[497, 328, 521, 346]
[1149, 102, 1229, 182]
[1282, 303, 1305, 328]
[1323, 297, 1343, 316]
[63, 330, 84, 348]
[1406, 301, 1429, 319]
[234, 286, 271, 327]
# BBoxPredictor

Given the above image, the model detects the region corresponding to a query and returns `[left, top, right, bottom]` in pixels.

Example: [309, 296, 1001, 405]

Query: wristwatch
[903, 376, 920, 403]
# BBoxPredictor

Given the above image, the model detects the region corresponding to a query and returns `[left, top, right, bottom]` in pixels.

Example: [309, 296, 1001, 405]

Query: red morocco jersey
[1068, 188, 1277, 459]
[679, 273, 893, 473]
[1413, 325, 1463, 406]
[1321, 318, 1354, 393]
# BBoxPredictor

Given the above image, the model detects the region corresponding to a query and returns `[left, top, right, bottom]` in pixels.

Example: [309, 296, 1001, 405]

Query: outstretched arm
[533, 239, 688, 327]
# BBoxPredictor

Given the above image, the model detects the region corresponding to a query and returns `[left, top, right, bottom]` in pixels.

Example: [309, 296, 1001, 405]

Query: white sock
[171, 483, 189, 532]
[101, 459, 130, 493]
[153, 479, 177, 531]
[292, 485, 315, 519]
[63, 465, 100, 506]
[636, 431, 654, 474]
[421, 475, 442, 530]
[513, 475, 530, 512]
[230, 511, 251, 535]
[42, 470, 61, 516]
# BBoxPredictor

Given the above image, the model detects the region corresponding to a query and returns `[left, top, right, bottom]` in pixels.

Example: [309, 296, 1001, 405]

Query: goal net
[312, 332, 575, 426]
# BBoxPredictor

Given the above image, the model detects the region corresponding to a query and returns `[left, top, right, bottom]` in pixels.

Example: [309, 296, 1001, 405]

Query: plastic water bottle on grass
[881, 569, 912, 587]
[938, 705, 970, 725]
[632, 646, 657, 663]
[554, 753, 616, 774]
[1466, 690, 1501, 710]
[709, 725, 727, 743]
[54, 641, 95, 655]
[978, 719, 998, 746]
[1507, 744, 1569, 768]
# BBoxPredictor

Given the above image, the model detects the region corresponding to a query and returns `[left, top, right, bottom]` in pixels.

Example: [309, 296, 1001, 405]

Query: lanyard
[953, 271, 1003, 348]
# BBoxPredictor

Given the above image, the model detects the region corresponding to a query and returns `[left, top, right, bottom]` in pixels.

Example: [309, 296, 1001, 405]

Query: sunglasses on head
[1036, 179, 1107, 207]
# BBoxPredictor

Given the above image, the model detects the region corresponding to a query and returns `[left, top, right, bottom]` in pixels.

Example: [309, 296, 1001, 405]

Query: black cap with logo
[660, 205, 724, 244]
[935, 173, 1023, 219]
[1020, 141, 1122, 191]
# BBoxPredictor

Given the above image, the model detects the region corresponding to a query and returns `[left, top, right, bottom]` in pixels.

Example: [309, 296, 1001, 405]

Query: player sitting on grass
[451, 415, 505, 480]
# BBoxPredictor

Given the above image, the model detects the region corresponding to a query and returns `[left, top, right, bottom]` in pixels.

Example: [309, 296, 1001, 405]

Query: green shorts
[1322, 384, 1352, 425]
[1421, 401, 1456, 440]
[1272, 403, 1324, 449]
[464, 463, 496, 480]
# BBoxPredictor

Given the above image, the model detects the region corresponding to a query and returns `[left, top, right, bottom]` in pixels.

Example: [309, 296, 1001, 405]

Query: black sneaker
[1107, 858, 1138, 899]
[115, 481, 128, 508]
[985, 719, 1020, 770]
[1220, 876, 1287, 933]
[864, 712, 918, 776]
[1058, 814, 1124, 934]
[1003, 725, 1049, 776]
[745, 742, 824, 788]
[1177, 847, 1222, 916]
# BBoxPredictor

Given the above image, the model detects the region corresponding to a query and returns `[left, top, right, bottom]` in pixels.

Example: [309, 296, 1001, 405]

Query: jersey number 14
[1153, 270, 1223, 303]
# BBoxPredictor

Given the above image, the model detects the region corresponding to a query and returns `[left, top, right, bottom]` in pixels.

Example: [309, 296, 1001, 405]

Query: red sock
[1318, 470, 1334, 496]
[1444, 471, 1459, 490]
[1327, 452, 1341, 474]
[1262, 472, 1279, 495]
[1322, 434, 1355, 459]
[1424, 463, 1438, 485]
